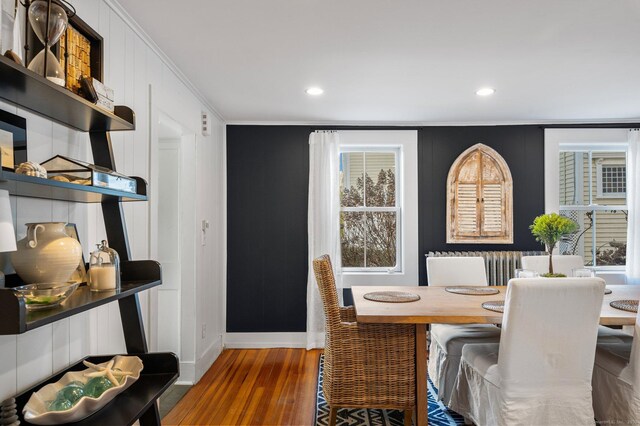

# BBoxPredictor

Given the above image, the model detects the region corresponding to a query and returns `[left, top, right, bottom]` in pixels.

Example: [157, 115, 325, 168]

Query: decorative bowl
[23, 355, 143, 425]
[13, 282, 79, 310]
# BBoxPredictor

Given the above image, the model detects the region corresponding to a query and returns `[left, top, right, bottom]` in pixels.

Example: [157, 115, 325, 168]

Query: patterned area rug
[315, 355, 465, 426]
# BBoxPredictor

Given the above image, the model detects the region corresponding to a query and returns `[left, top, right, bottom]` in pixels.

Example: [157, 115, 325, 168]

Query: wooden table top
[352, 285, 639, 326]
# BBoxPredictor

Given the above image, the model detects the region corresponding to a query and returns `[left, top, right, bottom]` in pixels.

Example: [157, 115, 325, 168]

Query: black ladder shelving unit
[0, 53, 177, 425]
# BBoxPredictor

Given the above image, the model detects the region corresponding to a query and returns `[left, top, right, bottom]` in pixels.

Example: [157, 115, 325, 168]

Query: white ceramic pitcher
[11, 222, 82, 284]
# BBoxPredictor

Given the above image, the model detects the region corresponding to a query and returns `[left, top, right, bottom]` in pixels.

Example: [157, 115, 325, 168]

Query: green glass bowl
[13, 282, 79, 310]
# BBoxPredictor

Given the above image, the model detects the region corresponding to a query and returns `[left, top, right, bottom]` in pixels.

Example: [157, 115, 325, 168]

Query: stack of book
[92, 79, 115, 112]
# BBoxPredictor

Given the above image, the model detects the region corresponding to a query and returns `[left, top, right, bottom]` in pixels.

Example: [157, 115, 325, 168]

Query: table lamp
[0, 189, 17, 286]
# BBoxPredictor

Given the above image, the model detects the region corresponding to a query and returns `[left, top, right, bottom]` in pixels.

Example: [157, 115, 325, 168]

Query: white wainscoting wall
[0, 0, 225, 400]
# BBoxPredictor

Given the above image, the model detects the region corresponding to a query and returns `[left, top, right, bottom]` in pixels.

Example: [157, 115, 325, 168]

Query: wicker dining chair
[313, 255, 416, 426]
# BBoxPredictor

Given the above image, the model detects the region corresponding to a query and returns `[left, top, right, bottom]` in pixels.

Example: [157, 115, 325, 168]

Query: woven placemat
[604, 288, 612, 295]
[481, 300, 504, 313]
[610, 299, 638, 313]
[445, 286, 500, 296]
[363, 291, 420, 303]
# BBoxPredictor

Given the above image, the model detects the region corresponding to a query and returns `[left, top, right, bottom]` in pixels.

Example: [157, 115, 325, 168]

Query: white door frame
[147, 84, 198, 383]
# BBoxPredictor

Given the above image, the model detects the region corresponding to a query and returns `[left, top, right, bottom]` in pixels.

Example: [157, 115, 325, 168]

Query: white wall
[0, 0, 225, 400]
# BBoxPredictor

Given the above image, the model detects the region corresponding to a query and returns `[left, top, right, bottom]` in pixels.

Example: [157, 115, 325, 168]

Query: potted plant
[530, 213, 578, 277]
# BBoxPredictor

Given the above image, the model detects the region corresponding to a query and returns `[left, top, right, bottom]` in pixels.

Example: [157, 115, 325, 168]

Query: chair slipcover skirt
[453, 343, 597, 426]
[428, 324, 500, 405]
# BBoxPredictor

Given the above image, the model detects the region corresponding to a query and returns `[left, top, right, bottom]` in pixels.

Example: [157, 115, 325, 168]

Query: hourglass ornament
[27, 0, 68, 86]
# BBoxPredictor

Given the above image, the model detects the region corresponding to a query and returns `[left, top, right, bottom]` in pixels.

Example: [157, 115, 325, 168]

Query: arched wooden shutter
[447, 144, 513, 243]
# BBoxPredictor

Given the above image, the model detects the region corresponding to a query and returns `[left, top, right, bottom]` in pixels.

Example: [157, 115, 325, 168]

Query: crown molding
[104, 0, 226, 123]
[225, 117, 640, 127]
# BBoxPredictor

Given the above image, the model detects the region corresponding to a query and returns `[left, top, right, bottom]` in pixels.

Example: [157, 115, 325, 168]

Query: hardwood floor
[163, 349, 322, 426]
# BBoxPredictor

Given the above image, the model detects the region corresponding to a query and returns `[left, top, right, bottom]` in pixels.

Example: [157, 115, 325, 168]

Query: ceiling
[117, 0, 640, 124]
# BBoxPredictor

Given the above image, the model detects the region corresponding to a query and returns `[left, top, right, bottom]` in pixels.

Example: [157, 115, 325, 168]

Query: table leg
[416, 324, 428, 426]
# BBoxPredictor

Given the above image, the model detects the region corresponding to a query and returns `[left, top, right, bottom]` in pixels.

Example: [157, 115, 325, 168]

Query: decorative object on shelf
[0, 108, 27, 171]
[59, 22, 89, 93]
[15, 161, 46, 177]
[445, 286, 500, 295]
[26, 0, 70, 86]
[58, 10, 103, 95]
[22, 355, 143, 425]
[363, 291, 420, 303]
[0, 189, 17, 287]
[609, 299, 638, 313]
[81, 77, 114, 112]
[530, 213, 579, 277]
[0, 398, 18, 426]
[10, 222, 82, 283]
[78, 76, 97, 102]
[83, 359, 133, 386]
[64, 223, 86, 284]
[3, 49, 22, 64]
[88, 240, 120, 292]
[1, 0, 16, 53]
[41, 155, 137, 193]
[446, 143, 513, 244]
[12, 281, 78, 310]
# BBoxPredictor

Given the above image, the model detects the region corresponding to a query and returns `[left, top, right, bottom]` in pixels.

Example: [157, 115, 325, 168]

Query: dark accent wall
[417, 126, 545, 285]
[226, 125, 311, 332]
[227, 125, 545, 332]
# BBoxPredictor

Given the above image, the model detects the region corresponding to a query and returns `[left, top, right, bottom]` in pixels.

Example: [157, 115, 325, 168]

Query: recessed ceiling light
[305, 87, 324, 96]
[476, 87, 496, 97]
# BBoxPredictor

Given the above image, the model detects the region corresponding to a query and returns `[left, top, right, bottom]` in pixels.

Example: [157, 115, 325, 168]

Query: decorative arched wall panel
[446, 143, 513, 243]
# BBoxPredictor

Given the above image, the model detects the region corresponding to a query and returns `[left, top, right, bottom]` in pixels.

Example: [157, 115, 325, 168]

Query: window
[558, 148, 627, 267]
[340, 149, 400, 271]
[597, 162, 626, 198]
[446, 143, 513, 244]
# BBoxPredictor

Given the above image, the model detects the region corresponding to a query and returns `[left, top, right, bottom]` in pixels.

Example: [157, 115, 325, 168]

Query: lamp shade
[0, 190, 16, 252]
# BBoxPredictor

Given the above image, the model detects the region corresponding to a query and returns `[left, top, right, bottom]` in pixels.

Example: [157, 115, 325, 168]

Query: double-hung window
[558, 146, 627, 268]
[340, 149, 401, 271]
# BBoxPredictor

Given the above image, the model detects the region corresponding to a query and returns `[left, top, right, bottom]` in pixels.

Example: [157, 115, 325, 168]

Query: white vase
[11, 222, 82, 284]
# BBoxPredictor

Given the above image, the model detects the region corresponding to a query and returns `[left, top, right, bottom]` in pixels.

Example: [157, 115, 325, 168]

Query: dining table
[351, 284, 640, 426]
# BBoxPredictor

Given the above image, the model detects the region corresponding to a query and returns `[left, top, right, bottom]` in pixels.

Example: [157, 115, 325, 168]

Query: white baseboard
[224, 332, 308, 348]
[176, 336, 224, 385]
[195, 336, 223, 382]
[178, 361, 195, 384]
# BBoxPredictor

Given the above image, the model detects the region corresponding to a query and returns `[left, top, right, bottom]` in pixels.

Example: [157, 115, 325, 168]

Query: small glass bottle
[88, 240, 120, 292]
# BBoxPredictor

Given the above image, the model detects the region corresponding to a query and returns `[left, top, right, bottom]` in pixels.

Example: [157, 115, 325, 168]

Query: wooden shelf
[0, 169, 147, 202]
[0, 55, 134, 132]
[13, 352, 178, 426]
[0, 260, 161, 335]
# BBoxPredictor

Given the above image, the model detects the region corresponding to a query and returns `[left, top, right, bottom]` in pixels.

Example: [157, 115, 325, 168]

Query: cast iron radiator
[425, 250, 546, 286]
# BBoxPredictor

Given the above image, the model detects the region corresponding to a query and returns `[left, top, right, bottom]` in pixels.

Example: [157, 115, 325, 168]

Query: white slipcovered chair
[449, 278, 605, 425]
[591, 309, 639, 423]
[522, 254, 631, 344]
[426, 257, 501, 405]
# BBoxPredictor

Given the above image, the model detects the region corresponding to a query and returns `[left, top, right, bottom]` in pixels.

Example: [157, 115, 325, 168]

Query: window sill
[342, 270, 404, 276]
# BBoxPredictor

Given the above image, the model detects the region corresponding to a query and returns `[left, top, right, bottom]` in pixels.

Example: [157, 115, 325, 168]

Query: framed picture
[0, 109, 27, 171]
[65, 223, 87, 284]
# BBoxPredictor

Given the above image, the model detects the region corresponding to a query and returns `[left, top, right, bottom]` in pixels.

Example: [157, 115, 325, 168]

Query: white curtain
[627, 129, 640, 284]
[307, 131, 342, 350]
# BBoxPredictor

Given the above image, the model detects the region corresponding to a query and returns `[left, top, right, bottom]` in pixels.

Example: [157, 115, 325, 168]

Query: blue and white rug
[315, 355, 465, 426]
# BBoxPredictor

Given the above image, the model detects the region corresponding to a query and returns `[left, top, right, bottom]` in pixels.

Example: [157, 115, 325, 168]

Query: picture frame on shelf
[0, 109, 27, 171]
[65, 223, 87, 284]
